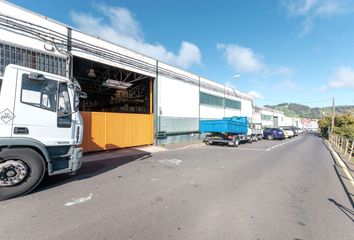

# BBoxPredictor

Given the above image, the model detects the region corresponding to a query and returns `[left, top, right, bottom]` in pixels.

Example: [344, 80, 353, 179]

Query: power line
[259, 98, 333, 105]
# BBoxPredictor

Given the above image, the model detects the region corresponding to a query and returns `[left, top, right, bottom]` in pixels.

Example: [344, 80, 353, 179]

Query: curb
[325, 140, 354, 180]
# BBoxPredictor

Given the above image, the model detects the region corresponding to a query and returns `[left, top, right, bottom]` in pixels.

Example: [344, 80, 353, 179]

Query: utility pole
[331, 97, 335, 132]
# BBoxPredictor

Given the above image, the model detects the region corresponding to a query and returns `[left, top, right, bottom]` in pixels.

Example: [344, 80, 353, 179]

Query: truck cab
[0, 65, 84, 200]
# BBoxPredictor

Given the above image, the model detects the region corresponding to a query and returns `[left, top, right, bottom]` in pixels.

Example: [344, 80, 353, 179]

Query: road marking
[200, 146, 268, 151]
[199, 136, 303, 151]
[65, 193, 93, 207]
[189, 166, 226, 171]
[235, 148, 268, 151]
[266, 136, 303, 151]
[327, 142, 354, 188]
[158, 159, 182, 165]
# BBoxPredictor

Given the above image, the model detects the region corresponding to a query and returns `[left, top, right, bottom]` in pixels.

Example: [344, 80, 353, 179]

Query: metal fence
[329, 133, 354, 161]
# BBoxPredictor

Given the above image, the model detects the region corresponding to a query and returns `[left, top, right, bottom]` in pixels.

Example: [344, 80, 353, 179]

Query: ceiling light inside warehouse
[102, 79, 133, 90]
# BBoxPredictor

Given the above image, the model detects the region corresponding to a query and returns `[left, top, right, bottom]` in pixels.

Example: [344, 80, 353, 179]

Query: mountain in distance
[264, 103, 354, 119]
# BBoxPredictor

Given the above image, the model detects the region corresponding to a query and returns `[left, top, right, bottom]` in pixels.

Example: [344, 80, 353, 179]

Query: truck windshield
[21, 74, 58, 112]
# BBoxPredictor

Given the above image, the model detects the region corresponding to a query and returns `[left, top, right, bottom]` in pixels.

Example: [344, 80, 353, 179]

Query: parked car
[290, 126, 299, 136]
[279, 126, 295, 138]
[263, 128, 285, 140]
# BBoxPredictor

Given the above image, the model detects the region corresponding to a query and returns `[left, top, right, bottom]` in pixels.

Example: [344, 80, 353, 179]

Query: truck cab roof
[4, 64, 69, 83]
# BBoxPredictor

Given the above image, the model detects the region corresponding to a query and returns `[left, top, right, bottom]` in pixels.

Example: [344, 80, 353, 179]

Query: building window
[200, 92, 223, 107]
[0, 43, 66, 77]
[225, 99, 241, 110]
[200, 92, 242, 110]
[261, 114, 273, 121]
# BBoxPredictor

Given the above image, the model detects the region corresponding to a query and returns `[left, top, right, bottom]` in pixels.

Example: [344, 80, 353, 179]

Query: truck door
[12, 70, 75, 146]
[0, 68, 17, 138]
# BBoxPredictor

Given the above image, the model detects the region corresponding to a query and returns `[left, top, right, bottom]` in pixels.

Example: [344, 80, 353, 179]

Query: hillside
[264, 103, 354, 119]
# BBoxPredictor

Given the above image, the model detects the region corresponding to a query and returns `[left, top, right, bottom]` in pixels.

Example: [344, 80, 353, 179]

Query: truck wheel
[0, 148, 45, 201]
[234, 138, 239, 147]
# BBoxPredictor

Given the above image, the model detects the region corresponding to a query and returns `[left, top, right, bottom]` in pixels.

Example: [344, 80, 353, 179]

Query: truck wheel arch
[0, 138, 50, 166]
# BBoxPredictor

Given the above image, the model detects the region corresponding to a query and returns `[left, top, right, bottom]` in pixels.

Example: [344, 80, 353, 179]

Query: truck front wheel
[233, 137, 239, 147]
[0, 148, 45, 201]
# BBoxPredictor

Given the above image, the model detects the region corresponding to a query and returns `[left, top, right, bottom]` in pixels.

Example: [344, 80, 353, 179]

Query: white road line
[200, 146, 268, 151]
[65, 193, 93, 207]
[200, 137, 303, 151]
[235, 148, 268, 151]
[266, 136, 303, 151]
[158, 159, 182, 165]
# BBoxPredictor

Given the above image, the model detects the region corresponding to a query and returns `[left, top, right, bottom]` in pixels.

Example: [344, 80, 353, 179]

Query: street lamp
[225, 75, 241, 88]
[224, 75, 241, 117]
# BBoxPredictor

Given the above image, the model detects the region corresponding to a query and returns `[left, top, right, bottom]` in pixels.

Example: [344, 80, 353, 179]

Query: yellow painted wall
[81, 112, 154, 152]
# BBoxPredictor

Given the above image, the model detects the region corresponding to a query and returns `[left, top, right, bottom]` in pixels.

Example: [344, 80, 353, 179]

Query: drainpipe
[153, 60, 159, 145]
[66, 27, 73, 79]
[198, 76, 201, 140]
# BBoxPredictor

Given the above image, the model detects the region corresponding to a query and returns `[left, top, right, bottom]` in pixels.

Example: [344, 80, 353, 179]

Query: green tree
[334, 114, 354, 139]
[318, 116, 332, 138]
[319, 114, 354, 139]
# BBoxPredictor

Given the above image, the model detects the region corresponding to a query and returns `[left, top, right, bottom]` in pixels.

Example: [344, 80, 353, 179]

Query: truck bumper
[70, 147, 83, 172]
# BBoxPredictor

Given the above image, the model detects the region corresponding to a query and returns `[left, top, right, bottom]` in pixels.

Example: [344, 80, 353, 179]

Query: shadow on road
[34, 148, 152, 194]
[328, 198, 354, 222]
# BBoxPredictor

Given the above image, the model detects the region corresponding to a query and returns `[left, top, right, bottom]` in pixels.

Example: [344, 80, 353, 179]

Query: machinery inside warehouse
[73, 57, 152, 114]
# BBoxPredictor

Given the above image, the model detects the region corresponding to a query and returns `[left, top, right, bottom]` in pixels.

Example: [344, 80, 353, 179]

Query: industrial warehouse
[0, 1, 313, 153]
[1, 1, 353, 237]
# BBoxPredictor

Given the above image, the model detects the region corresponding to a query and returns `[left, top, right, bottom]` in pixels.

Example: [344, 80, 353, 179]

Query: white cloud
[217, 43, 291, 75]
[328, 66, 354, 89]
[314, 85, 328, 92]
[70, 4, 202, 69]
[217, 44, 265, 73]
[248, 90, 263, 99]
[282, 0, 353, 36]
[278, 79, 301, 91]
[315, 66, 354, 91]
[273, 66, 293, 75]
[300, 17, 315, 36]
[283, 0, 318, 16]
[316, 1, 346, 15]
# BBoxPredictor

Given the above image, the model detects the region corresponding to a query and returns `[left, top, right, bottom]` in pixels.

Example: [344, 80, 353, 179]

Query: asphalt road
[0, 133, 353, 240]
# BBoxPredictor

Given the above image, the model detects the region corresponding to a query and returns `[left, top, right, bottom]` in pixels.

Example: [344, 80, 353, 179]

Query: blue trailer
[200, 116, 258, 147]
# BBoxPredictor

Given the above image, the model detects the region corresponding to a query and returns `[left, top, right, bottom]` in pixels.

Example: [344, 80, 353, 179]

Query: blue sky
[8, 0, 354, 107]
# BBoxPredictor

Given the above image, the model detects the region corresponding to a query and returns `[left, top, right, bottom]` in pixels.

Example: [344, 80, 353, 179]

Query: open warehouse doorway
[73, 57, 154, 152]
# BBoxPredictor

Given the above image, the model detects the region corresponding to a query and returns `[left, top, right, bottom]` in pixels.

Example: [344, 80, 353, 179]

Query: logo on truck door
[0, 109, 15, 123]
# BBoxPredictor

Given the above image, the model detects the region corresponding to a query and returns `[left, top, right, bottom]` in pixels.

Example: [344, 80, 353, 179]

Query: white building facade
[0, 1, 255, 149]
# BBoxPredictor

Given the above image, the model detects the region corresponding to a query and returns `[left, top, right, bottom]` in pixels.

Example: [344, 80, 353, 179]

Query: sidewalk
[325, 139, 354, 207]
[82, 141, 203, 162]
[160, 140, 204, 150]
[328, 141, 354, 178]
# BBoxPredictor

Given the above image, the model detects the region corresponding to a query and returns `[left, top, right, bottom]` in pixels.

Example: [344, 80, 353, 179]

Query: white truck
[0, 64, 85, 201]
[249, 123, 263, 141]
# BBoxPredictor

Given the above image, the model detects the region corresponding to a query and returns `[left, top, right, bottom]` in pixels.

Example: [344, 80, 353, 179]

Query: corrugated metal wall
[81, 112, 154, 152]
